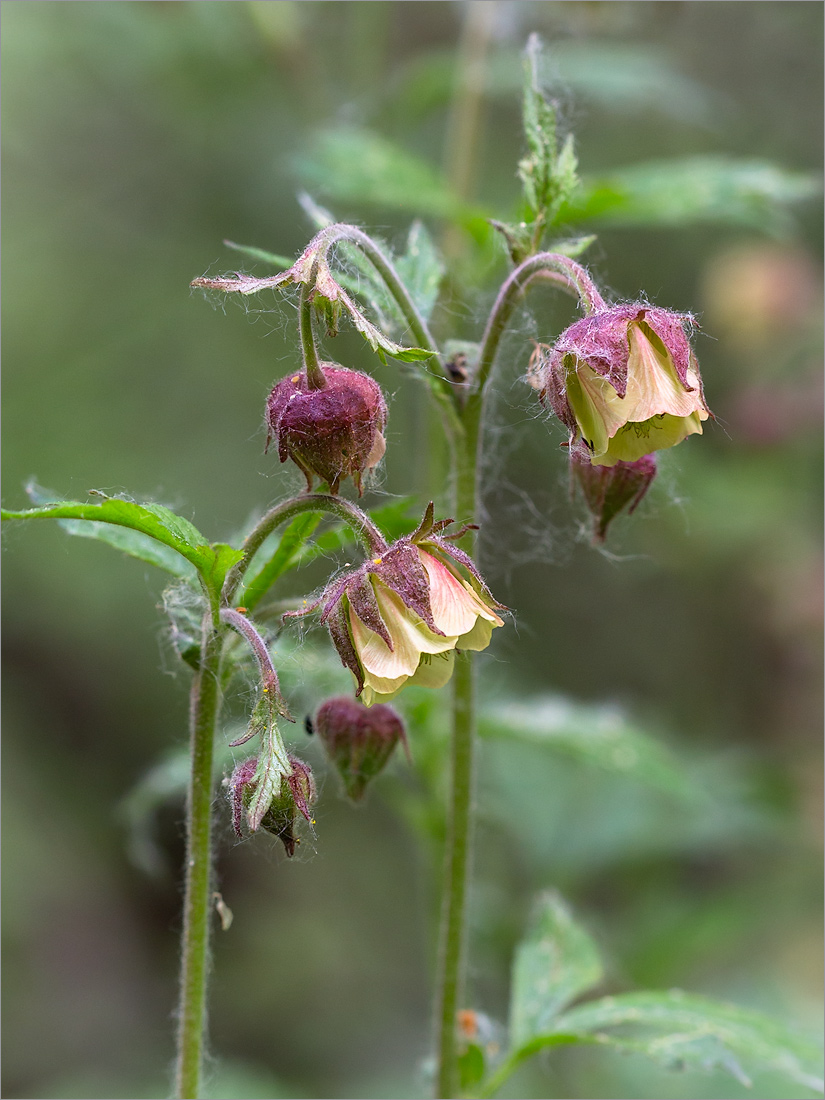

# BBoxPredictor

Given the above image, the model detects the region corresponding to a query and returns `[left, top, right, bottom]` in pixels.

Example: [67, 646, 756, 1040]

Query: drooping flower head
[531, 304, 711, 467]
[287, 505, 505, 706]
[266, 363, 387, 495]
[315, 695, 408, 801]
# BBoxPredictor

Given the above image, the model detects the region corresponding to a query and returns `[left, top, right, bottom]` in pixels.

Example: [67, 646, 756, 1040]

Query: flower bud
[570, 446, 656, 543]
[315, 695, 408, 801]
[266, 363, 387, 494]
[532, 304, 711, 467]
[229, 754, 316, 856]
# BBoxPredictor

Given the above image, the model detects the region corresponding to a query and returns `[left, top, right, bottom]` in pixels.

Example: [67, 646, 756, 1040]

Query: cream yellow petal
[456, 616, 494, 652]
[567, 363, 627, 457]
[405, 650, 455, 690]
[593, 411, 704, 466]
[418, 550, 488, 635]
[622, 325, 704, 422]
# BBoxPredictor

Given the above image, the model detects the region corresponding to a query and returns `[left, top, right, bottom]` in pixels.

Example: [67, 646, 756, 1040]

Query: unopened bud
[315, 696, 407, 801]
[229, 754, 316, 856]
[571, 446, 656, 543]
[266, 363, 387, 495]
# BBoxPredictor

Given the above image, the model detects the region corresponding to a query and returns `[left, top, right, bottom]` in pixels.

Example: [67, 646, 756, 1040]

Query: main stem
[435, 402, 482, 1099]
[175, 622, 223, 1099]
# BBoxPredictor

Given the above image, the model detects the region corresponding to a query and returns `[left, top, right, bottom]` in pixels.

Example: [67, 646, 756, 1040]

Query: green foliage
[509, 893, 603, 1049]
[479, 695, 696, 798]
[552, 991, 824, 1093]
[565, 157, 822, 235]
[2, 488, 242, 607]
[478, 898, 824, 1098]
[494, 35, 582, 262]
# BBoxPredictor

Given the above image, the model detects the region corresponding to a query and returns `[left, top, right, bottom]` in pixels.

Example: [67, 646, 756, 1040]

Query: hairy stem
[474, 252, 605, 398]
[299, 279, 326, 390]
[175, 622, 223, 1099]
[435, 401, 481, 1099]
[223, 492, 388, 605]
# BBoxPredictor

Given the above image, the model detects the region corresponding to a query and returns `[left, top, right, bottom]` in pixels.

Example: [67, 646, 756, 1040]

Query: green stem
[473, 253, 604, 398]
[175, 622, 223, 1099]
[435, 401, 481, 1099]
[299, 279, 326, 390]
[223, 492, 388, 606]
[312, 224, 464, 446]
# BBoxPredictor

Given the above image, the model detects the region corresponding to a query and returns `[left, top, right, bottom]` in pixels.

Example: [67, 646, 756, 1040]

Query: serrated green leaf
[247, 712, 292, 832]
[551, 991, 824, 1093]
[565, 157, 821, 235]
[479, 695, 695, 799]
[394, 220, 444, 324]
[24, 481, 197, 579]
[509, 892, 604, 1050]
[2, 490, 243, 602]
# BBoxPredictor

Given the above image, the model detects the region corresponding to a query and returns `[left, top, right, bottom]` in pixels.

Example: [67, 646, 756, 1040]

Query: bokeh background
[2, 3, 822, 1098]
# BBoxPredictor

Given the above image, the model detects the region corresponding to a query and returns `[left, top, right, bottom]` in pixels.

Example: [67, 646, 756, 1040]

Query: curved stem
[299, 279, 326, 390]
[175, 621, 223, 1099]
[474, 253, 605, 399]
[313, 224, 465, 445]
[316, 223, 439, 357]
[223, 492, 388, 605]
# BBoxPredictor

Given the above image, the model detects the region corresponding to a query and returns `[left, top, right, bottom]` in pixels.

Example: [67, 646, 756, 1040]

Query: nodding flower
[530, 304, 711, 467]
[266, 363, 387, 495]
[287, 505, 505, 706]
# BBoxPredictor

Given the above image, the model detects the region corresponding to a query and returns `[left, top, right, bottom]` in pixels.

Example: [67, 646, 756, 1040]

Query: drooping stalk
[223, 492, 388, 606]
[175, 622, 223, 1100]
[299, 277, 327, 390]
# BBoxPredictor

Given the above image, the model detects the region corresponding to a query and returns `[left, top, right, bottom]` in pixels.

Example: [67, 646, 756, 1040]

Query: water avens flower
[266, 363, 387, 494]
[532, 304, 711, 466]
[287, 505, 505, 705]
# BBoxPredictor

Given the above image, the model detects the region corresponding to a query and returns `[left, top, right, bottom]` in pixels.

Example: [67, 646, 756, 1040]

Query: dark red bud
[266, 364, 387, 495]
[315, 696, 407, 801]
[571, 448, 656, 543]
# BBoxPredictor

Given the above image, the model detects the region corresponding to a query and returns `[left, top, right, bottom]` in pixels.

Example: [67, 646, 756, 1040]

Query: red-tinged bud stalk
[299, 276, 327, 391]
[219, 608, 293, 724]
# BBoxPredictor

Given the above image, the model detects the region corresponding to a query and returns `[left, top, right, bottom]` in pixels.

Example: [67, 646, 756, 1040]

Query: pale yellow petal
[418, 550, 488, 635]
[457, 616, 494, 652]
[567, 363, 627, 458]
[622, 325, 704, 422]
[593, 412, 704, 466]
[405, 650, 455, 690]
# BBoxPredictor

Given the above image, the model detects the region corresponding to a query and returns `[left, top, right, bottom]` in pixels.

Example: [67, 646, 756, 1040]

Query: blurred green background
[2, 3, 822, 1098]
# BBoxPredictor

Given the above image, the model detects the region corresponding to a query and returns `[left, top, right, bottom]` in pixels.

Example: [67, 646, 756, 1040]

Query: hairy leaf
[509, 892, 604, 1050]
[2, 489, 242, 601]
[551, 990, 824, 1093]
[566, 157, 821, 235]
